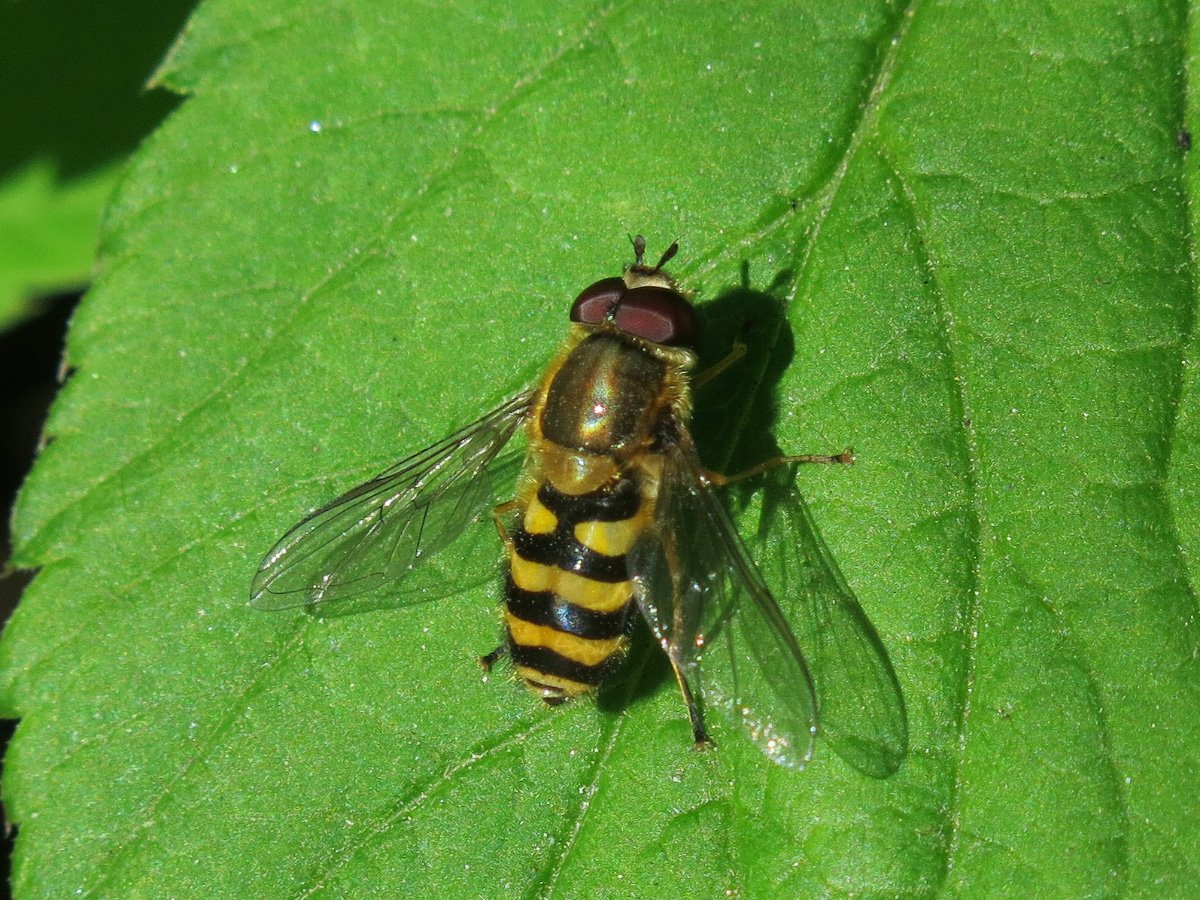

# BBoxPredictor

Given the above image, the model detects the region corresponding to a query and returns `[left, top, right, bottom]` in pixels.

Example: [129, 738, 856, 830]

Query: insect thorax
[536, 328, 694, 457]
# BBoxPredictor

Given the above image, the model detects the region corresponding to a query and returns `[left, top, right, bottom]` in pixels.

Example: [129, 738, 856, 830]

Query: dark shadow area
[688, 263, 798, 477]
[0, 0, 197, 181]
[596, 614, 669, 715]
[597, 266, 907, 776]
[0, 290, 80, 900]
[0, 291, 79, 617]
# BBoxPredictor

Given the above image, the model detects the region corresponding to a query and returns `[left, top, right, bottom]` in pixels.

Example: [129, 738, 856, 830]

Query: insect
[251, 237, 906, 775]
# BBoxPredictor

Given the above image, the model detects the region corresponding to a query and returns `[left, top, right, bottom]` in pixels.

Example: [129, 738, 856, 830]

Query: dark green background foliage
[0, 0, 193, 327]
[3, 1, 1198, 896]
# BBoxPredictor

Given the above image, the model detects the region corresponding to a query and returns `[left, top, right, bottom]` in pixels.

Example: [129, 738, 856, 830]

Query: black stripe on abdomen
[510, 477, 639, 584]
[512, 530, 627, 582]
[508, 637, 612, 688]
[505, 576, 631, 639]
[537, 478, 640, 523]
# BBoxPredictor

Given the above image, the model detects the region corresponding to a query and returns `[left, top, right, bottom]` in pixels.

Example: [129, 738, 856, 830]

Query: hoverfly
[251, 237, 906, 776]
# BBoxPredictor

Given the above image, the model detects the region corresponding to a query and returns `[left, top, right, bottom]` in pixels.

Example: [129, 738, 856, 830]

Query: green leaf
[0, 161, 111, 331]
[3, 0, 1197, 896]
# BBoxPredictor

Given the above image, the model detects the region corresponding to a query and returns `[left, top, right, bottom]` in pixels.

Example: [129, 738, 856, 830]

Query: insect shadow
[609, 264, 907, 777]
[599, 265, 906, 779]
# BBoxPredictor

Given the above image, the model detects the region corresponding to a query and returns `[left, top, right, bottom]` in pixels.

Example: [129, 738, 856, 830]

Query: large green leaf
[3, 0, 1196, 896]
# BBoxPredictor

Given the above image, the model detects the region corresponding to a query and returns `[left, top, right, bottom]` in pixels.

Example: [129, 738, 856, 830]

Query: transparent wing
[755, 476, 907, 778]
[629, 438, 819, 769]
[250, 391, 533, 610]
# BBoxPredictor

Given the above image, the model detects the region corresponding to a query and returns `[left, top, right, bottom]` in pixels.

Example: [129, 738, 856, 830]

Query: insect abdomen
[504, 477, 647, 702]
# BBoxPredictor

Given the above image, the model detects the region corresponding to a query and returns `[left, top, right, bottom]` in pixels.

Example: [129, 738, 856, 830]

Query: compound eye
[570, 277, 626, 325]
[612, 286, 700, 348]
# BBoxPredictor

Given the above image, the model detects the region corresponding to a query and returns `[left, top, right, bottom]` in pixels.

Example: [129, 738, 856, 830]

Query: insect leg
[660, 530, 713, 750]
[668, 655, 712, 749]
[483, 501, 520, 676]
[479, 643, 509, 672]
[707, 448, 854, 488]
[492, 499, 519, 543]
[692, 342, 747, 389]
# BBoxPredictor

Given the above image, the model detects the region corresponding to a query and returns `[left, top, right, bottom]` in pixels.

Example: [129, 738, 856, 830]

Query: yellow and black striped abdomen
[505, 475, 650, 702]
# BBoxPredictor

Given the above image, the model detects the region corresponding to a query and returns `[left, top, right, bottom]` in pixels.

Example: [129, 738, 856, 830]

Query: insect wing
[755, 480, 907, 777]
[630, 439, 819, 769]
[250, 392, 533, 609]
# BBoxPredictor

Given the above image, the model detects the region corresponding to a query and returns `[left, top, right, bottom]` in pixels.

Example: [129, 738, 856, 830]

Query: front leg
[492, 499, 519, 545]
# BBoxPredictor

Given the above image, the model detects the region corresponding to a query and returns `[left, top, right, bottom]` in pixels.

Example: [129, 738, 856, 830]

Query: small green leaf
[3, 1, 1196, 897]
[0, 161, 111, 330]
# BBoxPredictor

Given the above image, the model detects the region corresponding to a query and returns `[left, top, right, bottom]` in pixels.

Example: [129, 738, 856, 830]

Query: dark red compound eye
[612, 286, 700, 348]
[570, 277, 626, 325]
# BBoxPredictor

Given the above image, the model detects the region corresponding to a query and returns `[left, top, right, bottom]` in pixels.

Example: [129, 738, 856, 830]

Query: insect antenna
[653, 241, 679, 272]
[629, 233, 647, 265]
[627, 234, 680, 272]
